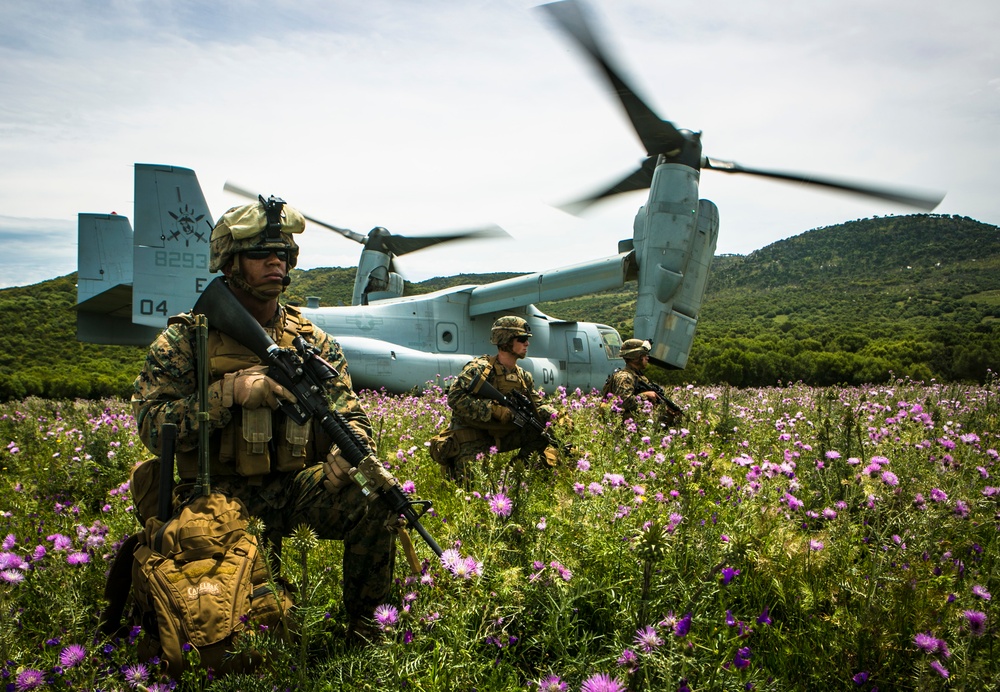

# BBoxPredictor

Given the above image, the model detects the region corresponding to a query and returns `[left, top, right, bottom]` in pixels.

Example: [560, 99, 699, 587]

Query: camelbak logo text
[188, 580, 222, 599]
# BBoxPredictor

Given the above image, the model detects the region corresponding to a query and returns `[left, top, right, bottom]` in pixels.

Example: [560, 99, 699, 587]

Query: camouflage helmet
[209, 196, 306, 273]
[620, 338, 651, 360]
[490, 316, 532, 346]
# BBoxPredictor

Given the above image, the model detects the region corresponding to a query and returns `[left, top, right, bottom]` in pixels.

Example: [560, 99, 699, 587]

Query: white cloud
[0, 0, 997, 285]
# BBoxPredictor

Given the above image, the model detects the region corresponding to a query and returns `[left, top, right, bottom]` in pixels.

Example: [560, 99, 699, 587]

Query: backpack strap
[98, 533, 140, 636]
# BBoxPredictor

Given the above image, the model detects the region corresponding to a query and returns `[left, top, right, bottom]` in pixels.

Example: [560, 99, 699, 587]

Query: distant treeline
[1, 214, 997, 400]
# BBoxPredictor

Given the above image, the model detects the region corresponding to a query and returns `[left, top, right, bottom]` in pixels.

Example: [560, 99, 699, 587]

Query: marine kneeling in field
[129, 198, 396, 649]
[601, 338, 683, 427]
[430, 316, 566, 483]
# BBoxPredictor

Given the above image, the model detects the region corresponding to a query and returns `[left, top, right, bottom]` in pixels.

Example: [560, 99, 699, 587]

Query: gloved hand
[322, 421, 373, 492]
[222, 366, 296, 410]
[323, 445, 354, 492]
[491, 403, 513, 424]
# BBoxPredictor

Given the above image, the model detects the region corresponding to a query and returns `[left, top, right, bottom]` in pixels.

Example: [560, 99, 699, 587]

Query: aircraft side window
[572, 337, 584, 353]
[442, 331, 453, 344]
[599, 329, 623, 359]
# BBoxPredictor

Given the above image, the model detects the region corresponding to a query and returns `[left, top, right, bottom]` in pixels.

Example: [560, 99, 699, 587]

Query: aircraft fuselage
[300, 284, 624, 395]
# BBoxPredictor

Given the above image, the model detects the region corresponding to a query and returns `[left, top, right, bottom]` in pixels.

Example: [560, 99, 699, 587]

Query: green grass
[0, 377, 997, 690]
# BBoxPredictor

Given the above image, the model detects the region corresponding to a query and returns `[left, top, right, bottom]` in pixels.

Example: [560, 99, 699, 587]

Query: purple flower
[580, 672, 627, 692]
[551, 561, 573, 582]
[537, 675, 568, 692]
[634, 625, 663, 652]
[616, 648, 638, 673]
[122, 662, 149, 688]
[809, 540, 824, 551]
[963, 610, 987, 637]
[756, 607, 772, 626]
[15, 668, 44, 690]
[929, 488, 948, 503]
[852, 671, 869, 685]
[916, 633, 951, 658]
[721, 567, 741, 585]
[929, 660, 949, 679]
[972, 585, 991, 601]
[1, 568, 25, 584]
[67, 551, 89, 565]
[59, 643, 87, 668]
[674, 612, 692, 637]
[488, 493, 513, 517]
[374, 604, 399, 630]
[914, 632, 940, 654]
[733, 646, 751, 670]
[880, 471, 898, 487]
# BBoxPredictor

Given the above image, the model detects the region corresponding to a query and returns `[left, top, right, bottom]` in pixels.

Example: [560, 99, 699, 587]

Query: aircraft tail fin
[131, 164, 216, 327]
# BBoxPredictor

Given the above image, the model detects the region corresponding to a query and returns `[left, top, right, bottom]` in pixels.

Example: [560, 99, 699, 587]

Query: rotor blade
[539, 0, 686, 157]
[703, 157, 945, 210]
[386, 225, 509, 256]
[558, 159, 657, 214]
[223, 181, 369, 244]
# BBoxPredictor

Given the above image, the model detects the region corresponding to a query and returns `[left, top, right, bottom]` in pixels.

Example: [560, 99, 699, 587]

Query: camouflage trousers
[206, 464, 396, 622]
[447, 427, 552, 483]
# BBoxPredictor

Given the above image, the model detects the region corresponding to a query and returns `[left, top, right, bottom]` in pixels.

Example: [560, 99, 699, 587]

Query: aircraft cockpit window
[599, 329, 623, 359]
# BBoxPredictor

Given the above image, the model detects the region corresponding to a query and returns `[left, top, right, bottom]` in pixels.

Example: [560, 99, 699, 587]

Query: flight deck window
[599, 329, 623, 359]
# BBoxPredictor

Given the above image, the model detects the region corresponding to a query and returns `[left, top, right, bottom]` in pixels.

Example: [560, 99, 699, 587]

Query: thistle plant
[0, 379, 997, 690]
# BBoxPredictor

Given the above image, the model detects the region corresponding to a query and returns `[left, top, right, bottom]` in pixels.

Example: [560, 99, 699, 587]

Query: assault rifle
[634, 379, 684, 420]
[466, 372, 562, 450]
[192, 277, 442, 558]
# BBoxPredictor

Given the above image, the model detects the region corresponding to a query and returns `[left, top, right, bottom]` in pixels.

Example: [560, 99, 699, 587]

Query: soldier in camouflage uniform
[601, 338, 681, 425]
[131, 197, 395, 639]
[431, 316, 559, 483]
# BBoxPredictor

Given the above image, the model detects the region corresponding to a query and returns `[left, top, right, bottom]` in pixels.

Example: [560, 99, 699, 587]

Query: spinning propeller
[223, 181, 507, 273]
[539, 0, 945, 213]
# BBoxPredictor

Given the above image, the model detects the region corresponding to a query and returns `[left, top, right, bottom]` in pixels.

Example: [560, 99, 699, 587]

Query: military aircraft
[75, 0, 943, 395]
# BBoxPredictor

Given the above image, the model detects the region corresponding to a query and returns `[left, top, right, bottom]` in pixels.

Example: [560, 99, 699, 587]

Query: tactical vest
[470, 356, 532, 436]
[601, 367, 635, 399]
[173, 306, 330, 480]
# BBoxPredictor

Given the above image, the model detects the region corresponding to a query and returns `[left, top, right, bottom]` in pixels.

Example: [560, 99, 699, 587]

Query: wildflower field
[0, 378, 997, 691]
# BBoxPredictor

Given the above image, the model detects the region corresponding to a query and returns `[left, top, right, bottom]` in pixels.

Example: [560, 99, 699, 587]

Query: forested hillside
[1, 214, 996, 400]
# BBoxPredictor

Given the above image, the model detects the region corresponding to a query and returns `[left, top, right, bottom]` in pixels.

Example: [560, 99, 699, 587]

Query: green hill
[1, 213, 997, 400]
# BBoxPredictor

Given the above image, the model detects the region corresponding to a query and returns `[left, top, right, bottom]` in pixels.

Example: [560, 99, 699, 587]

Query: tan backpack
[131, 492, 293, 677]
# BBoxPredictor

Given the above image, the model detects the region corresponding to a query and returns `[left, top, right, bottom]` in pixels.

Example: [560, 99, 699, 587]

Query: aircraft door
[436, 322, 460, 352]
[565, 330, 591, 390]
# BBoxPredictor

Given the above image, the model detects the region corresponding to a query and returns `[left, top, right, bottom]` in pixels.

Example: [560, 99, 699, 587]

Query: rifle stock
[192, 277, 442, 557]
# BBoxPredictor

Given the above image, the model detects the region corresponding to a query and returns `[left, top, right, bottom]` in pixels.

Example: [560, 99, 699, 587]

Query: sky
[1, 0, 998, 290]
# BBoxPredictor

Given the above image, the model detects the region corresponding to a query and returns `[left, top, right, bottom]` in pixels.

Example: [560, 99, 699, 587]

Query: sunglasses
[514, 335, 531, 343]
[243, 248, 291, 261]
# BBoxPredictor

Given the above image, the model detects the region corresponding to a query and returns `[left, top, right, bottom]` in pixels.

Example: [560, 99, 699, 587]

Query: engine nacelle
[631, 162, 720, 369]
